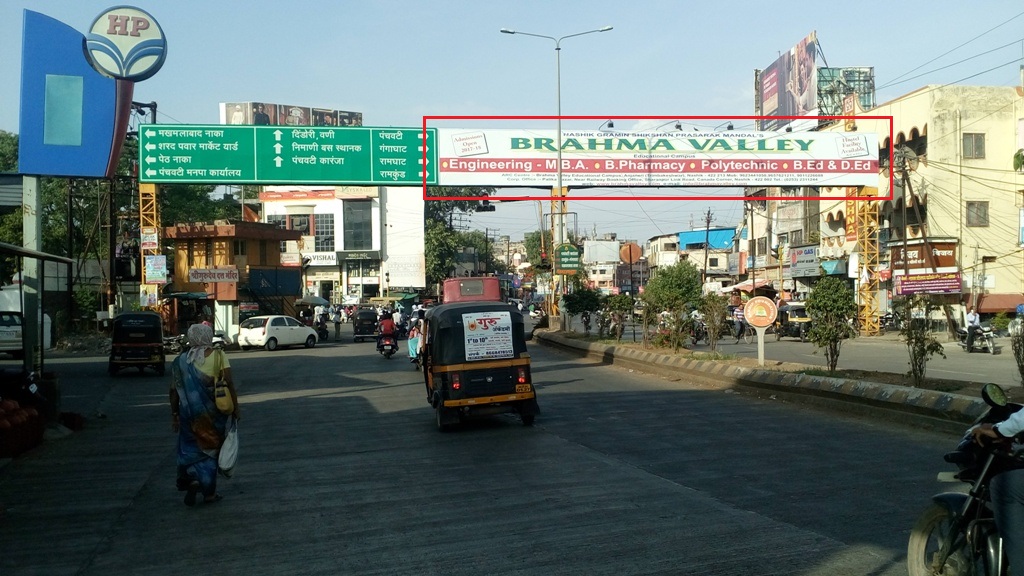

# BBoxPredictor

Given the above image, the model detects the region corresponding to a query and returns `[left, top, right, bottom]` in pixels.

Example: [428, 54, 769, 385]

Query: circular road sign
[744, 296, 778, 328]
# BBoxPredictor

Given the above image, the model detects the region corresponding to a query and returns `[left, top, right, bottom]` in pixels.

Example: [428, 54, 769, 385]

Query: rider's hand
[972, 423, 999, 446]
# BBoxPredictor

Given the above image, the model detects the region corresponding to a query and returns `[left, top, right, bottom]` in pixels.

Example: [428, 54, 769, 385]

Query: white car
[0, 311, 23, 359]
[237, 315, 318, 351]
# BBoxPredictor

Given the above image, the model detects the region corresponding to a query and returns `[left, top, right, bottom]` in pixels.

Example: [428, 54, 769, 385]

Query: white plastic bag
[218, 418, 238, 477]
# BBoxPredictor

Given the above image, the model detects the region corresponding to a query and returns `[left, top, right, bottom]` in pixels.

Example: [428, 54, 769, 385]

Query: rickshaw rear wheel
[156, 363, 165, 376]
[521, 414, 535, 426]
[435, 405, 452, 432]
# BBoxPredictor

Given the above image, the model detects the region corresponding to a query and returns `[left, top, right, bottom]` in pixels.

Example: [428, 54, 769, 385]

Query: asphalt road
[0, 327, 963, 575]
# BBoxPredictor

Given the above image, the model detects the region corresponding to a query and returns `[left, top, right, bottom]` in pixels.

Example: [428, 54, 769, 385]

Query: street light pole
[501, 26, 612, 315]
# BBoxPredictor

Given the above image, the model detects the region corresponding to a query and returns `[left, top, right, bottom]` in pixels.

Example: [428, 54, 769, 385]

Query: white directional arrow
[145, 168, 156, 177]
[274, 156, 283, 167]
[274, 143, 282, 154]
[145, 128, 155, 138]
[145, 142, 156, 151]
[145, 156, 156, 164]
[418, 146, 424, 151]
[273, 129, 283, 141]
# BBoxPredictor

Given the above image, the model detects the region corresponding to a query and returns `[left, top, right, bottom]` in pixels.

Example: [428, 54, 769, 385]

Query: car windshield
[240, 318, 268, 329]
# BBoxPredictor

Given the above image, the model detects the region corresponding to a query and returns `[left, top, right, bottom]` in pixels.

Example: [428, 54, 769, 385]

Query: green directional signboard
[139, 125, 436, 185]
[553, 243, 582, 276]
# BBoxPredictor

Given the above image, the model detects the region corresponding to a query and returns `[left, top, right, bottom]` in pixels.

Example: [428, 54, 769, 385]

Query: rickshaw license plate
[515, 384, 532, 393]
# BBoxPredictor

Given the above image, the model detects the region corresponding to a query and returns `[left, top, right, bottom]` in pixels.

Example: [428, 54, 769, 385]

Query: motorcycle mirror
[982, 382, 1008, 407]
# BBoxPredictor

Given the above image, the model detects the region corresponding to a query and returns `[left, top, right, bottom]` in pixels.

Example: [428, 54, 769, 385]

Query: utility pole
[702, 207, 714, 285]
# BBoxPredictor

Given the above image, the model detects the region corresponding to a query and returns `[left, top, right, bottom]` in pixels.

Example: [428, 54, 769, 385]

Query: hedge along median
[533, 331, 983, 435]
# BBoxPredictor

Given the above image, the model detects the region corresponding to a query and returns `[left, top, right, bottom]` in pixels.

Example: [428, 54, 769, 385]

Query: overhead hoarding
[436, 128, 877, 188]
[758, 31, 818, 131]
[220, 102, 362, 127]
[138, 125, 436, 185]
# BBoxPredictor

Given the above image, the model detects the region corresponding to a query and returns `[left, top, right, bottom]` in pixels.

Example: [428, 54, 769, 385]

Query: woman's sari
[171, 352, 228, 498]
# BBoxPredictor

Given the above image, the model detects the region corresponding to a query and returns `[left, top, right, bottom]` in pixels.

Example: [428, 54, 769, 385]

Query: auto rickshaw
[421, 301, 539, 431]
[352, 308, 379, 342]
[109, 312, 166, 376]
[775, 302, 812, 342]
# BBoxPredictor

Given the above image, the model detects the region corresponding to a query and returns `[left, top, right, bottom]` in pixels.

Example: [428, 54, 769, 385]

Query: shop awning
[722, 278, 772, 293]
[977, 293, 1024, 313]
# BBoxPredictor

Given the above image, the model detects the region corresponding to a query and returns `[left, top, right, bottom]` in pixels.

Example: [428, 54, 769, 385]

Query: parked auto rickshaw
[352, 308, 379, 342]
[109, 312, 166, 376]
[421, 301, 539, 431]
[775, 302, 811, 342]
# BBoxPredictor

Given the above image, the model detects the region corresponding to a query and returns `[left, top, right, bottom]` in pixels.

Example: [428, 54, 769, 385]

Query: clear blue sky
[3, 1, 1023, 243]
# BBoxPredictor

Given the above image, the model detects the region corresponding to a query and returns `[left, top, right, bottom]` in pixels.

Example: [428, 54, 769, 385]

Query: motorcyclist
[972, 407, 1024, 572]
[377, 313, 396, 350]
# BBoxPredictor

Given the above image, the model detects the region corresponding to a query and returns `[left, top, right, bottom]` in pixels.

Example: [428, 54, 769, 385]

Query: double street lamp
[500, 25, 612, 310]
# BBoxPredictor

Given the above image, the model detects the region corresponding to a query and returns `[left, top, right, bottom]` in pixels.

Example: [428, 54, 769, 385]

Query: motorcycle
[163, 334, 187, 354]
[958, 324, 997, 354]
[907, 382, 1023, 576]
[690, 319, 709, 346]
[212, 331, 228, 350]
[377, 335, 398, 359]
[581, 312, 592, 336]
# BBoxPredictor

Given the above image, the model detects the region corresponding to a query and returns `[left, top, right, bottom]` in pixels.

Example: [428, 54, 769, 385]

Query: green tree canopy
[640, 261, 702, 313]
[805, 276, 857, 372]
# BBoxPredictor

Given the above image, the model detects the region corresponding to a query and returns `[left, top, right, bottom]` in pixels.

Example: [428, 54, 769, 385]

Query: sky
[3, 1, 1024, 244]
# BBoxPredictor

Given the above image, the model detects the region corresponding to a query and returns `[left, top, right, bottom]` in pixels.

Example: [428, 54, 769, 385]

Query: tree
[699, 291, 730, 352]
[639, 261, 702, 351]
[895, 295, 946, 386]
[425, 186, 493, 225]
[0, 130, 17, 172]
[561, 275, 601, 333]
[604, 293, 634, 342]
[805, 276, 857, 372]
[424, 219, 460, 285]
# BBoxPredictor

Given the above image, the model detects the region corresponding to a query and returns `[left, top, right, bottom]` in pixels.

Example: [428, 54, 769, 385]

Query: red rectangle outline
[421, 115, 894, 203]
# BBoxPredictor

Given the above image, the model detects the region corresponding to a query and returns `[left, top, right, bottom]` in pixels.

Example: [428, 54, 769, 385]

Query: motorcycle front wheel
[907, 503, 975, 576]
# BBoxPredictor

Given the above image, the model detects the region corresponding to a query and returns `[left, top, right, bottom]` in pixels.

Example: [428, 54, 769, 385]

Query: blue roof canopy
[678, 228, 734, 250]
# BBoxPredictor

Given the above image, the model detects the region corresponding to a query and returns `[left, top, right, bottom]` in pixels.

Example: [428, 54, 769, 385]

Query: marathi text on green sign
[554, 243, 581, 276]
[139, 125, 436, 185]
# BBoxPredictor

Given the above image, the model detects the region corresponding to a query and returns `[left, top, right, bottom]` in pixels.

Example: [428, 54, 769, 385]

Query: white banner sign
[788, 246, 820, 277]
[189, 268, 240, 283]
[462, 311, 514, 361]
[437, 129, 878, 188]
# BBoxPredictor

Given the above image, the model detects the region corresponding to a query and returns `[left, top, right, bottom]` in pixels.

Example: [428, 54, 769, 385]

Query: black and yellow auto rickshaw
[421, 301, 539, 431]
[109, 312, 166, 376]
[352, 308, 379, 342]
[775, 302, 812, 342]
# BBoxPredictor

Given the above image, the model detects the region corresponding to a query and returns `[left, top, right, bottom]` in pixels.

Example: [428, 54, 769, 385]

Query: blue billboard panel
[18, 10, 118, 178]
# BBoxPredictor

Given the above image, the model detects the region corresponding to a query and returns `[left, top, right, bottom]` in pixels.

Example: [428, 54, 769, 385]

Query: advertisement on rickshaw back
[462, 311, 514, 361]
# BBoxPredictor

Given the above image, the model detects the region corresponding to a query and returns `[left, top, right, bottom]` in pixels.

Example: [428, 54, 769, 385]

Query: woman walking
[169, 323, 240, 506]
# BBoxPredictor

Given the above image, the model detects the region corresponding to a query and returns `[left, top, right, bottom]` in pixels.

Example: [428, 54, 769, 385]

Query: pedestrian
[331, 306, 342, 340]
[169, 323, 239, 507]
[407, 319, 421, 363]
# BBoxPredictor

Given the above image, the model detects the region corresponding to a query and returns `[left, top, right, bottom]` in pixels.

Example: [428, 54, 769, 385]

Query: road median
[534, 330, 983, 435]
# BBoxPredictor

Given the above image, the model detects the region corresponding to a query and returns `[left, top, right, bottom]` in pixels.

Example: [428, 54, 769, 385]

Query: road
[0, 327, 961, 575]
[600, 321, 1023, 387]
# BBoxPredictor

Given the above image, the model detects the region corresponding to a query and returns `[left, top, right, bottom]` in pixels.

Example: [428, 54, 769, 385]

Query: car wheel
[240, 345, 249, 351]
[265, 338, 278, 351]
[108, 363, 118, 376]
[156, 363, 165, 376]
[521, 413, 536, 427]
[305, 335, 316, 348]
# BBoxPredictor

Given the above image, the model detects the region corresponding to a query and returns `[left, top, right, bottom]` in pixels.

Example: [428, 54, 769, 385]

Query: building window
[289, 214, 310, 235]
[967, 201, 989, 227]
[205, 239, 213, 266]
[756, 237, 768, 255]
[790, 230, 803, 246]
[315, 213, 334, 252]
[709, 257, 719, 267]
[266, 215, 287, 252]
[343, 200, 372, 250]
[233, 239, 247, 256]
[963, 133, 985, 159]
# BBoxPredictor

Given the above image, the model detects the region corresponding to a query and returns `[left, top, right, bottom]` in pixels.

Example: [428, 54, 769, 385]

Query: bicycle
[733, 322, 754, 344]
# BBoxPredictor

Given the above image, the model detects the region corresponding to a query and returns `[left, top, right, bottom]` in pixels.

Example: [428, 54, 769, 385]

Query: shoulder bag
[218, 417, 238, 477]
[212, 350, 234, 414]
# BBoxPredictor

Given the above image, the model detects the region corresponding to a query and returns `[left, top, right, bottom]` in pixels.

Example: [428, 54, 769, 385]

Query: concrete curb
[534, 331, 984, 435]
